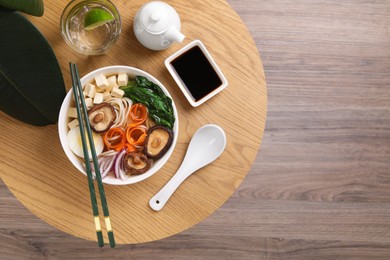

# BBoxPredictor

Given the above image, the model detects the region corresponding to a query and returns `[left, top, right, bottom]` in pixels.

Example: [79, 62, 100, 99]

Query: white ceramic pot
[133, 1, 185, 50]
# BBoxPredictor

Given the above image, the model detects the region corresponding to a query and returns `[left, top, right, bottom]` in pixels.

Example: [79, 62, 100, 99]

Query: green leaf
[0, 0, 44, 16]
[0, 10, 66, 126]
[121, 84, 175, 129]
[135, 76, 166, 98]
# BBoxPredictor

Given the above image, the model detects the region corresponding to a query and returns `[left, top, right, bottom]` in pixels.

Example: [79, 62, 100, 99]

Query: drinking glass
[60, 0, 121, 55]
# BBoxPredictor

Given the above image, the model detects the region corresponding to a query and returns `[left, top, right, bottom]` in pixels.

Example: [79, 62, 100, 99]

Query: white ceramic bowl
[165, 40, 228, 107]
[58, 65, 179, 185]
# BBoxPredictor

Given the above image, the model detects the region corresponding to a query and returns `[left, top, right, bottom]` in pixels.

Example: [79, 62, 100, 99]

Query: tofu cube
[102, 91, 111, 101]
[93, 92, 104, 104]
[94, 74, 109, 90]
[68, 107, 78, 118]
[85, 97, 93, 108]
[96, 87, 105, 93]
[84, 83, 96, 98]
[107, 75, 119, 90]
[117, 73, 128, 86]
[67, 118, 79, 129]
[111, 88, 124, 98]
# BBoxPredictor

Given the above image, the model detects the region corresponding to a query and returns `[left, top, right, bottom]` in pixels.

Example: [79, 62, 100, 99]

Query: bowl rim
[58, 65, 179, 185]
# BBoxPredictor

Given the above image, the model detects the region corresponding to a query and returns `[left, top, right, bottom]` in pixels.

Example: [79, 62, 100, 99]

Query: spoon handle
[149, 163, 196, 211]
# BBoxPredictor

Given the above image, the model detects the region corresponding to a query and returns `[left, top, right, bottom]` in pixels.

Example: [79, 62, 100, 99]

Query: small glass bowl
[60, 0, 121, 55]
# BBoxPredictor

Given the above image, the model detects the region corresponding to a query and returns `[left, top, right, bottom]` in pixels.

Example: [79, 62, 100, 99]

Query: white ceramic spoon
[149, 124, 227, 211]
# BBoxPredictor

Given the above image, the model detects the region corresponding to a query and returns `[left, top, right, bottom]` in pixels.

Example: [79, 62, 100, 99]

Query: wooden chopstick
[70, 62, 115, 248]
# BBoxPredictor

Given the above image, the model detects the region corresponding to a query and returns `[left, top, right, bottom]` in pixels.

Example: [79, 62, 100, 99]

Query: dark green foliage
[121, 76, 175, 129]
[0, 10, 66, 126]
[0, 0, 44, 16]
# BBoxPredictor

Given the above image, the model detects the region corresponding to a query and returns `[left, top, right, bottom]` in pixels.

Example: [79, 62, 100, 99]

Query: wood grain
[0, 0, 266, 245]
[1, 0, 390, 258]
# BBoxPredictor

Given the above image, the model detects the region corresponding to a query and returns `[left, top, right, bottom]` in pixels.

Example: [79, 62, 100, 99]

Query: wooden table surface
[0, 0, 266, 245]
[2, 0, 390, 259]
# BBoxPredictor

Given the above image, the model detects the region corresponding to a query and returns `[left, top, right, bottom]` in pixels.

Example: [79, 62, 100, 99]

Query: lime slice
[84, 9, 114, 30]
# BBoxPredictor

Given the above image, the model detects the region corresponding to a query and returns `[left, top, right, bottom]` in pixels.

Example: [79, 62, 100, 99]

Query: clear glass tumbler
[60, 0, 121, 55]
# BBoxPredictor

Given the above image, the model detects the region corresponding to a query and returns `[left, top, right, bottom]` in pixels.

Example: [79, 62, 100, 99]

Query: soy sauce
[171, 45, 222, 102]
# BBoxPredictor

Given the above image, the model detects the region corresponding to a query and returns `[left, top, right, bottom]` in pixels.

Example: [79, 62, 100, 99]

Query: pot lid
[140, 2, 172, 34]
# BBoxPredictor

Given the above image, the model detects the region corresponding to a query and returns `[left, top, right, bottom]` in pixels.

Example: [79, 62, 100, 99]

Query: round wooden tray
[0, 0, 266, 244]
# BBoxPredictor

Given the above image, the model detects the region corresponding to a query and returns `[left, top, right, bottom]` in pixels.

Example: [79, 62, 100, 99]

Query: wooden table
[0, 0, 266, 244]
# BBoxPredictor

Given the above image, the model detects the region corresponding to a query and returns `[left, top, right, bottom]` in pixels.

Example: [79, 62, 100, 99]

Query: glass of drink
[60, 0, 121, 55]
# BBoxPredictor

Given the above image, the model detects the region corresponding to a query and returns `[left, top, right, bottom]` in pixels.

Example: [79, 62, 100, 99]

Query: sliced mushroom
[123, 151, 152, 175]
[145, 117, 156, 129]
[87, 102, 116, 133]
[144, 125, 173, 159]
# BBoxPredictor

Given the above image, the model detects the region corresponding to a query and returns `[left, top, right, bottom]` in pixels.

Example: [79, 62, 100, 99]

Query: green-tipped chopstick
[70, 62, 115, 248]
[69, 63, 104, 247]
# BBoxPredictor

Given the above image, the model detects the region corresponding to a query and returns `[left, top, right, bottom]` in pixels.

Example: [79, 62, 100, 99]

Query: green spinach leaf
[135, 76, 166, 98]
[121, 77, 175, 129]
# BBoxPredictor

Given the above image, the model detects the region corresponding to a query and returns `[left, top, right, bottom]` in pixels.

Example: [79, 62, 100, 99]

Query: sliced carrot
[126, 125, 147, 147]
[103, 127, 126, 151]
[129, 103, 148, 127]
[125, 143, 137, 152]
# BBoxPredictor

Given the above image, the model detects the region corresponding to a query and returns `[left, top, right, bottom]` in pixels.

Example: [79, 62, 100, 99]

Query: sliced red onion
[101, 155, 116, 178]
[88, 152, 118, 179]
[114, 149, 127, 179]
[99, 157, 109, 174]
[118, 166, 127, 181]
